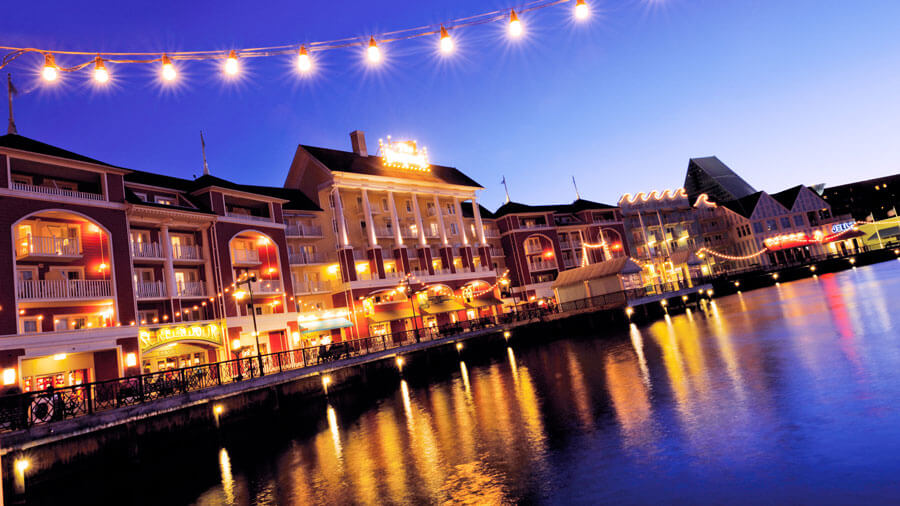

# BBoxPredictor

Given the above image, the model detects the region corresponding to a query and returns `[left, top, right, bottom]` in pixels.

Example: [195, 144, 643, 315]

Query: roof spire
[200, 130, 209, 176]
[501, 175, 510, 203]
[7, 73, 18, 135]
[572, 176, 581, 200]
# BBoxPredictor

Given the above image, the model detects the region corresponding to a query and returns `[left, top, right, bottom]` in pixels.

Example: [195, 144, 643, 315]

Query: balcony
[135, 281, 166, 299]
[172, 244, 202, 262]
[285, 224, 324, 238]
[176, 281, 206, 298]
[559, 241, 572, 249]
[225, 211, 272, 223]
[528, 260, 558, 272]
[232, 249, 260, 265]
[524, 243, 543, 255]
[249, 279, 282, 295]
[11, 181, 103, 201]
[17, 279, 112, 301]
[562, 258, 578, 268]
[294, 280, 333, 295]
[484, 229, 500, 238]
[16, 235, 81, 261]
[375, 226, 394, 238]
[131, 241, 164, 260]
[401, 228, 418, 240]
[490, 247, 504, 257]
[289, 251, 326, 265]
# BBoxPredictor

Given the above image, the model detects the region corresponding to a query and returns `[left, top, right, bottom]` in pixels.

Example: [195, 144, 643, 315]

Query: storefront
[20, 352, 96, 392]
[139, 321, 225, 373]
[296, 311, 354, 347]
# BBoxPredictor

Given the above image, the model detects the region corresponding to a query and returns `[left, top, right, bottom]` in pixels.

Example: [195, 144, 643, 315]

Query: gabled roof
[684, 156, 757, 204]
[551, 257, 642, 289]
[460, 201, 497, 220]
[0, 133, 123, 169]
[770, 185, 805, 210]
[300, 145, 482, 188]
[493, 198, 616, 217]
[722, 191, 764, 219]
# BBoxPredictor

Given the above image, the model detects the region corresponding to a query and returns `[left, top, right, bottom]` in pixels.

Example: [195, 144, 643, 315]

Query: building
[0, 133, 308, 392]
[491, 198, 627, 301]
[821, 173, 899, 222]
[684, 156, 757, 205]
[282, 131, 504, 341]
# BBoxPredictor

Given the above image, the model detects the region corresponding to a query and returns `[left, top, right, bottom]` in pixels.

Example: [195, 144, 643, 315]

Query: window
[446, 203, 455, 215]
[429, 222, 439, 236]
[818, 209, 831, 220]
[780, 217, 791, 229]
[138, 310, 158, 324]
[328, 194, 335, 209]
[56, 316, 88, 331]
[131, 230, 151, 244]
[794, 215, 805, 227]
[753, 222, 764, 234]
[49, 180, 78, 191]
[20, 317, 41, 334]
[50, 267, 83, 280]
[405, 200, 412, 213]
[766, 220, 777, 232]
[133, 192, 148, 202]
[11, 174, 33, 185]
[16, 267, 37, 283]
[155, 196, 176, 206]
[382, 198, 389, 212]
[134, 268, 155, 283]
[449, 223, 458, 235]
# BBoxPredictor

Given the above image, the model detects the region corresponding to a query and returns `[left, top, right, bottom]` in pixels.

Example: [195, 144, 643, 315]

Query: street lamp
[234, 274, 264, 375]
[400, 274, 421, 343]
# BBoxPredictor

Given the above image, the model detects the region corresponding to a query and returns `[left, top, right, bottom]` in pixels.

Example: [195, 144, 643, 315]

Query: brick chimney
[350, 130, 368, 157]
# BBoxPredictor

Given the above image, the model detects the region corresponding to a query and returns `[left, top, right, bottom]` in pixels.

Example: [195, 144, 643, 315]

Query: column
[200, 227, 216, 317]
[388, 192, 410, 273]
[411, 194, 434, 274]
[434, 195, 449, 245]
[160, 225, 177, 298]
[454, 198, 468, 246]
[333, 187, 350, 247]
[411, 193, 427, 247]
[455, 198, 475, 272]
[332, 187, 356, 282]
[362, 189, 385, 279]
[472, 196, 487, 245]
[435, 195, 455, 273]
[361, 189, 377, 248]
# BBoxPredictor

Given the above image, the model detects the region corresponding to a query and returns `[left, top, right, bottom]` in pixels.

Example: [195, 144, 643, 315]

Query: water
[36, 261, 900, 504]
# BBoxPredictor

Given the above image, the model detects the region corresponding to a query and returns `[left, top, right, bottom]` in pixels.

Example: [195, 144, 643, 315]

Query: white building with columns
[283, 131, 503, 341]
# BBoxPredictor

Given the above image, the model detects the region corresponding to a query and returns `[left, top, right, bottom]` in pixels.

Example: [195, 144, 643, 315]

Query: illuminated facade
[283, 131, 504, 341]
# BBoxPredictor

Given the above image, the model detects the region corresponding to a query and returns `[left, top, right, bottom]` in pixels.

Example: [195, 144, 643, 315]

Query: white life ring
[30, 396, 55, 424]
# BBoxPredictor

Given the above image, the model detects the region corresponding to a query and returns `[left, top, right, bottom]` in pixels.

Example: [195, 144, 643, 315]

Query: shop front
[139, 321, 225, 373]
[20, 352, 98, 392]
[296, 310, 354, 348]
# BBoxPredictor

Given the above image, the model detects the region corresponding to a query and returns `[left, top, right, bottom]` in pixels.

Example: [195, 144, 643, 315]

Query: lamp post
[401, 275, 420, 343]
[234, 275, 264, 376]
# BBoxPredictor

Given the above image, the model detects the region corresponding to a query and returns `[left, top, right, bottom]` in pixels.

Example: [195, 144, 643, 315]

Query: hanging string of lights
[696, 246, 769, 262]
[1, 0, 592, 86]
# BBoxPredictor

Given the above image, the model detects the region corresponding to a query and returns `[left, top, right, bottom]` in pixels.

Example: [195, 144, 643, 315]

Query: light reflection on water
[189, 262, 900, 504]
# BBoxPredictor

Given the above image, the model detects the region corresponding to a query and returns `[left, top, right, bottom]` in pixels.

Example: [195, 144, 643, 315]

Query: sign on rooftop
[379, 137, 430, 172]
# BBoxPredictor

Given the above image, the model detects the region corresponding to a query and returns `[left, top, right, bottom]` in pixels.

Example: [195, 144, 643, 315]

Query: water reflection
[46, 263, 900, 505]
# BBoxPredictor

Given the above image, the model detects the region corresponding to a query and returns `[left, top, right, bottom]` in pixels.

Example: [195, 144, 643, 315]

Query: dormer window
[155, 196, 176, 206]
[11, 174, 33, 186]
[133, 192, 148, 202]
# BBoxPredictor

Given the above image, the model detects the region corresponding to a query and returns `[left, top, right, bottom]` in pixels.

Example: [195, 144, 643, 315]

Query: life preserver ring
[30, 396, 55, 424]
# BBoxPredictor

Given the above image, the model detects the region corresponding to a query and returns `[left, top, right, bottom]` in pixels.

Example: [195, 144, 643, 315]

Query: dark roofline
[0, 133, 126, 171]
[493, 198, 617, 217]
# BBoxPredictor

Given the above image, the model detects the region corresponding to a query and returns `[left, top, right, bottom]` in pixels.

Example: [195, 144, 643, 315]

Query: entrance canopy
[367, 307, 414, 323]
[299, 317, 353, 334]
[419, 296, 466, 314]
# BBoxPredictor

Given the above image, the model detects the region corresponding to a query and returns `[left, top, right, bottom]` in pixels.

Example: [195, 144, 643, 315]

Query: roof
[684, 156, 757, 204]
[493, 198, 616, 217]
[770, 185, 805, 210]
[722, 191, 764, 219]
[301, 145, 482, 188]
[460, 201, 497, 219]
[551, 257, 642, 289]
[0, 134, 123, 169]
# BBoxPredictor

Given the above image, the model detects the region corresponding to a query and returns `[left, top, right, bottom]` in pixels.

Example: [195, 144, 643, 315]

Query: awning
[299, 317, 354, 334]
[551, 257, 641, 289]
[867, 226, 900, 241]
[367, 308, 415, 323]
[419, 298, 466, 314]
[467, 296, 504, 308]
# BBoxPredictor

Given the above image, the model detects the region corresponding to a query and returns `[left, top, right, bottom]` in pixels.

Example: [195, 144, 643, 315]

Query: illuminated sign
[378, 137, 430, 172]
[831, 221, 855, 234]
[139, 323, 224, 352]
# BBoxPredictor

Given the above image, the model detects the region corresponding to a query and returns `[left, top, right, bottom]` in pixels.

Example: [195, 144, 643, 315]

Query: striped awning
[299, 318, 354, 334]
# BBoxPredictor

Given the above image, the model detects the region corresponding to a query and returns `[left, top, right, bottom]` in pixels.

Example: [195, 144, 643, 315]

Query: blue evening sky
[3, 0, 900, 210]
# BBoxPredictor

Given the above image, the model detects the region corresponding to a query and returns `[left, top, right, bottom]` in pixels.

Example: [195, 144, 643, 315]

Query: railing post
[278, 352, 284, 373]
[180, 368, 187, 392]
[87, 384, 94, 414]
[216, 363, 222, 385]
[139, 374, 145, 402]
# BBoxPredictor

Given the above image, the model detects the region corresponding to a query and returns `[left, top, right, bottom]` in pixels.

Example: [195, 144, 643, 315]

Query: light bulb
[224, 50, 239, 75]
[297, 46, 312, 72]
[367, 37, 381, 63]
[439, 25, 454, 54]
[42, 54, 58, 82]
[508, 10, 523, 38]
[93, 57, 109, 83]
[161, 54, 176, 81]
[575, 0, 589, 20]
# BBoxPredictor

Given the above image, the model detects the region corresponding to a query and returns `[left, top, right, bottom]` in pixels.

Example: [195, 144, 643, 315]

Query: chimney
[350, 130, 368, 157]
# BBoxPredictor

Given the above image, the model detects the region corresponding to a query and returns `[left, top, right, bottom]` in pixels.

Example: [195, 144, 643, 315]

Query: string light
[93, 56, 109, 83]
[439, 25, 454, 54]
[161, 54, 176, 81]
[42, 53, 58, 81]
[508, 10, 524, 38]
[224, 50, 239, 75]
[367, 37, 382, 63]
[297, 46, 312, 72]
[574, 0, 590, 20]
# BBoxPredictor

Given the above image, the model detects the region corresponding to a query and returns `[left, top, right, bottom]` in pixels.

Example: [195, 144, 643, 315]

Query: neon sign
[139, 323, 224, 352]
[764, 223, 859, 251]
[831, 221, 855, 234]
[379, 137, 430, 172]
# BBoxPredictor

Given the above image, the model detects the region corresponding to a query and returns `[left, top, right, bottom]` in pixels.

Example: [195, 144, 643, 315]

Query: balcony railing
[528, 260, 558, 272]
[135, 281, 166, 299]
[17, 279, 112, 300]
[16, 235, 80, 258]
[176, 281, 206, 297]
[484, 229, 500, 238]
[172, 244, 202, 261]
[289, 251, 326, 265]
[401, 228, 418, 239]
[131, 241, 163, 259]
[559, 241, 572, 249]
[562, 258, 578, 268]
[225, 211, 272, 223]
[375, 226, 394, 238]
[11, 182, 104, 201]
[232, 249, 260, 264]
[294, 280, 332, 294]
[524, 244, 543, 255]
[285, 224, 324, 237]
[490, 247, 504, 257]
[249, 280, 282, 294]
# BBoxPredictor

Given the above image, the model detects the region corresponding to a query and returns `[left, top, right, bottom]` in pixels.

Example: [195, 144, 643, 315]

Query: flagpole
[7, 73, 17, 135]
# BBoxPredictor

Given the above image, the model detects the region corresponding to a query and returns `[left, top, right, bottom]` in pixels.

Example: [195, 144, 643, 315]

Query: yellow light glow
[224, 50, 239, 75]
[367, 37, 381, 63]
[53, 353, 66, 361]
[93, 57, 109, 83]
[439, 25, 454, 54]
[213, 404, 224, 415]
[161, 54, 176, 81]
[322, 375, 332, 386]
[625, 307, 634, 316]
[125, 352, 137, 367]
[379, 137, 430, 171]
[231, 338, 241, 350]
[42, 53, 58, 82]
[15, 459, 29, 473]
[2, 368, 16, 385]
[396, 356, 404, 369]
[456, 342, 463, 351]
[508, 10, 523, 38]
[503, 330, 511, 339]
[575, 0, 590, 20]
[356, 263, 368, 272]
[233, 290, 248, 300]
[297, 46, 312, 72]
